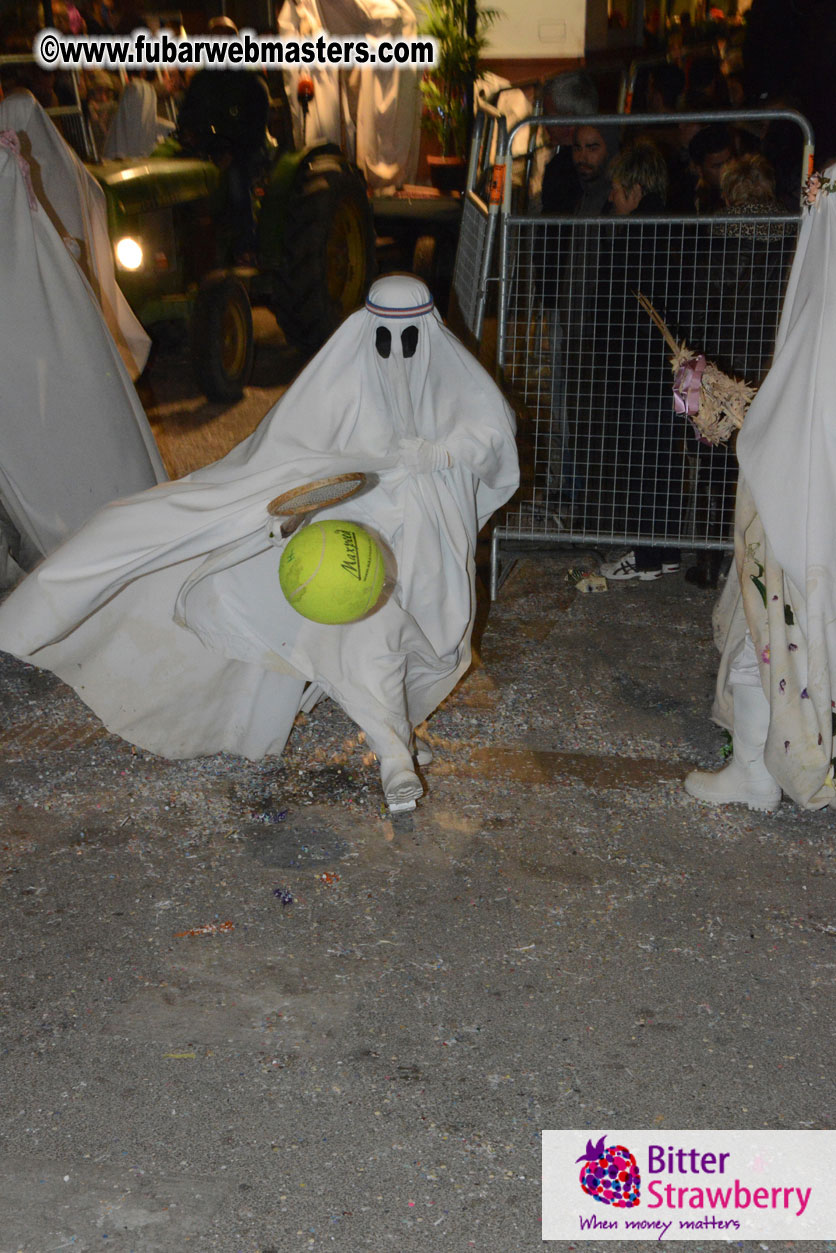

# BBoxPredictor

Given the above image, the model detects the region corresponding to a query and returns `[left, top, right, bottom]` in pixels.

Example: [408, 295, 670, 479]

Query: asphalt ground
[1, 307, 835, 1253]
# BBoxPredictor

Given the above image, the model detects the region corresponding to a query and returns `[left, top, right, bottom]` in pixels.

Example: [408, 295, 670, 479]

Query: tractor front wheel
[190, 276, 255, 402]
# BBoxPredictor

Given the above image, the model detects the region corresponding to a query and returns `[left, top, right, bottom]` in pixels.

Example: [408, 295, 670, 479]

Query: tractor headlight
[115, 236, 144, 271]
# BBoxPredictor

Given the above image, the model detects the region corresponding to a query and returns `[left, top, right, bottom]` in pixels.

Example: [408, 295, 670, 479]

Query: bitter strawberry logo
[577, 1135, 641, 1207]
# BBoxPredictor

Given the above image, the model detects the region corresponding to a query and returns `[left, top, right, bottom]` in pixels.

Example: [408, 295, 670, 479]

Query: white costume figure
[316, 0, 421, 191]
[475, 73, 532, 161]
[685, 165, 836, 812]
[102, 77, 175, 159]
[278, 0, 344, 150]
[0, 131, 166, 585]
[0, 91, 150, 378]
[0, 276, 519, 806]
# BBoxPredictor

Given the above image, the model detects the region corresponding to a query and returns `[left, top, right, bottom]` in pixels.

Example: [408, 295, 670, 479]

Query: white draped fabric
[711, 166, 836, 809]
[0, 133, 166, 578]
[278, 0, 344, 150]
[278, 0, 421, 191]
[0, 91, 150, 378]
[0, 276, 519, 767]
[320, 0, 421, 191]
[102, 78, 175, 159]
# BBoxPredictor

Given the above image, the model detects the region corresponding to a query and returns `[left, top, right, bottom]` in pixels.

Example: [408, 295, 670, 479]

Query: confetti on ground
[174, 920, 235, 937]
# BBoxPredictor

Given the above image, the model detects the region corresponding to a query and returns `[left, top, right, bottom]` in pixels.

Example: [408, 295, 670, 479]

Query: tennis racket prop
[635, 291, 756, 446]
[266, 473, 369, 537]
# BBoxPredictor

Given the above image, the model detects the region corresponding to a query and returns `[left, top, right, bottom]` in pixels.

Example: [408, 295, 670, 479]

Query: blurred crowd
[0, 0, 421, 190]
[0, 2, 187, 160]
[1, 1, 832, 188]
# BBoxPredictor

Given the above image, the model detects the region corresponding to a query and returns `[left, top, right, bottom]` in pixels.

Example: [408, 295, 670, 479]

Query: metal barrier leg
[490, 527, 518, 600]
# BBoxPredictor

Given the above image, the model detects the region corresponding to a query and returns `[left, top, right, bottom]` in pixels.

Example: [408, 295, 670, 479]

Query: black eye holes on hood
[375, 325, 419, 359]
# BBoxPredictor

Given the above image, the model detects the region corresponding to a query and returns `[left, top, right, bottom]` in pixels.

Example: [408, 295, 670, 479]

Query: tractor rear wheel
[272, 153, 375, 354]
[190, 275, 254, 402]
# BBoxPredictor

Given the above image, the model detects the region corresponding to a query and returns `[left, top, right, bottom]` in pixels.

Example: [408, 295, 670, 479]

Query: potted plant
[419, 0, 500, 190]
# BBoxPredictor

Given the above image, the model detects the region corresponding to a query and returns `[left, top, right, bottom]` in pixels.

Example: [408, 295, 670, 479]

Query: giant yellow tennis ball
[279, 519, 386, 624]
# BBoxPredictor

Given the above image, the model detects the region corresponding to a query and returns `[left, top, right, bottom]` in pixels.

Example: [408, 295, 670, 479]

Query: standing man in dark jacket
[176, 15, 270, 264]
[539, 69, 599, 215]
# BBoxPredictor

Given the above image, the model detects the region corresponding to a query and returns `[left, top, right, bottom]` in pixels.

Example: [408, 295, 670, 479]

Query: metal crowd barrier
[451, 101, 508, 343]
[464, 107, 813, 598]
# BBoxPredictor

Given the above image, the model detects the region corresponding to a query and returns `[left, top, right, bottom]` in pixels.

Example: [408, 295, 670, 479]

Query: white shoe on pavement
[380, 757, 424, 810]
[683, 684, 782, 812]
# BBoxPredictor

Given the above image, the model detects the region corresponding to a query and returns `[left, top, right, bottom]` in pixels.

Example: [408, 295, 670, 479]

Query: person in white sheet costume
[278, 0, 421, 191]
[684, 166, 836, 813]
[0, 130, 165, 585]
[0, 90, 150, 379]
[324, 0, 421, 192]
[279, 0, 343, 150]
[0, 276, 519, 807]
[102, 76, 176, 159]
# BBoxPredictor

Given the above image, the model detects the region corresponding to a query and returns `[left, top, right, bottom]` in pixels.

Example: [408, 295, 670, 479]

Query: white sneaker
[599, 552, 661, 581]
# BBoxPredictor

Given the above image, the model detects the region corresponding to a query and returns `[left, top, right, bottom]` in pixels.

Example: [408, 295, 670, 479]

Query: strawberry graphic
[576, 1135, 641, 1207]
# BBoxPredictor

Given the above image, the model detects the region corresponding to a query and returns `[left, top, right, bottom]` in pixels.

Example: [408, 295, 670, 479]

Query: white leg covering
[685, 680, 781, 812]
[366, 728, 424, 811]
[412, 734, 433, 766]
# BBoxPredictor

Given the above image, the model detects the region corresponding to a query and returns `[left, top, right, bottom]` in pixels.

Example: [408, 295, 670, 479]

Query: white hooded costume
[0, 276, 518, 799]
[102, 77, 175, 160]
[0, 91, 150, 379]
[322, 0, 422, 191]
[0, 131, 166, 584]
[278, 0, 421, 191]
[279, 0, 344, 151]
[708, 165, 836, 810]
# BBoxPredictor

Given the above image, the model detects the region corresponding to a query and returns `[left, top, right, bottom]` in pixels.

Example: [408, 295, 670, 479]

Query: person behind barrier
[535, 73, 601, 525]
[689, 122, 733, 214]
[85, 69, 119, 157]
[607, 138, 667, 216]
[684, 165, 836, 813]
[596, 141, 682, 582]
[571, 122, 618, 217]
[720, 151, 782, 217]
[0, 32, 60, 109]
[683, 150, 790, 592]
[539, 69, 599, 216]
[647, 63, 685, 114]
[78, 1, 114, 34]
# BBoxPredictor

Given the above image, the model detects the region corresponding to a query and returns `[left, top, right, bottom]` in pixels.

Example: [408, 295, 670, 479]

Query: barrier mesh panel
[51, 109, 97, 162]
[499, 213, 799, 551]
[452, 192, 492, 338]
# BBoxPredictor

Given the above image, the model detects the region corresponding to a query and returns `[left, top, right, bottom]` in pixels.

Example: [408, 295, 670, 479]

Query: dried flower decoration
[635, 292, 756, 446]
[803, 170, 836, 209]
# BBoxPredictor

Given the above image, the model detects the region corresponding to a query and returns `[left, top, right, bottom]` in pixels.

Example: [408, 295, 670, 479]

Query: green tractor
[96, 130, 376, 401]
